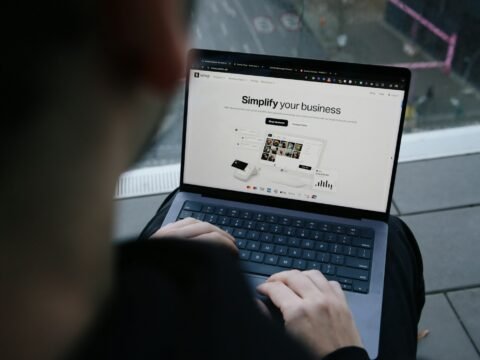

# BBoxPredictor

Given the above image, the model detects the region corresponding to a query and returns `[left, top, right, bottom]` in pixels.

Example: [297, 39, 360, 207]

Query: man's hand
[151, 217, 237, 253]
[257, 269, 363, 358]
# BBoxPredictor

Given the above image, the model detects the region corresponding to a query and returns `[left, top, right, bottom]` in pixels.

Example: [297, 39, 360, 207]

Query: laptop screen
[183, 51, 407, 213]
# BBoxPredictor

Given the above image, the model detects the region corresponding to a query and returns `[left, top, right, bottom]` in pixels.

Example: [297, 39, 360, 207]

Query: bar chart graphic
[313, 169, 337, 193]
[315, 179, 334, 190]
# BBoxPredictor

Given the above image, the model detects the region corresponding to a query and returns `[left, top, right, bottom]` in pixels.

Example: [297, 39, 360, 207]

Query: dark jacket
[71, 238, 369, 360]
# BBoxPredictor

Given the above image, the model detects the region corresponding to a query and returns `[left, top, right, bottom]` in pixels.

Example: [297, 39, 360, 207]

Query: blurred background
[131, 0, 480, 169]
[114, 2, 480, 359]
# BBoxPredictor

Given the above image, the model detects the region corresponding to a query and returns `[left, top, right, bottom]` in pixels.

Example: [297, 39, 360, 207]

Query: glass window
[132, 0, 479, 170]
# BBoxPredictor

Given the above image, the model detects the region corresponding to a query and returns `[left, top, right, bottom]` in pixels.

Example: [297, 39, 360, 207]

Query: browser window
[184, 68, 405, 213]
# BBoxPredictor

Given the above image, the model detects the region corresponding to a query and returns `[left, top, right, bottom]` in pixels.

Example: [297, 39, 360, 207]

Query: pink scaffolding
[388, 0, 457, 72]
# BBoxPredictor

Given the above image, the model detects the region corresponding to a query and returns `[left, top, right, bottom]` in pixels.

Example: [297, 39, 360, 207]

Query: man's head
[0, 1, 191, 358]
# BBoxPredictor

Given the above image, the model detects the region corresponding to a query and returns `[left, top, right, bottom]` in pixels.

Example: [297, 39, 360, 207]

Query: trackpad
[244, 273, 268, 299]
[244, 273, 284, 325]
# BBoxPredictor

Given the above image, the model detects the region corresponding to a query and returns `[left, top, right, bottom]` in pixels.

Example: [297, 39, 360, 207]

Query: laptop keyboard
[177, 201, 374, 294]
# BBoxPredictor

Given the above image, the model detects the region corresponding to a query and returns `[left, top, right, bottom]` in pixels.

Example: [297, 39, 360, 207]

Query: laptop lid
[180, 49, 410, 222]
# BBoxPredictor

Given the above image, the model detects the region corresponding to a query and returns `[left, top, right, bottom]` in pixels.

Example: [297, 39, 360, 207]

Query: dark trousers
[140, 190, 426, 360]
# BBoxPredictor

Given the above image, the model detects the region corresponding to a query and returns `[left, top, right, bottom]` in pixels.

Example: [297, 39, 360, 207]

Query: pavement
[114, 153, 480, 360]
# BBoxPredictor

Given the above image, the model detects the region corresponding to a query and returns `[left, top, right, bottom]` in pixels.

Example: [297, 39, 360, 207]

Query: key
[301, 239, 314, 249]
[202, 205, 215, 213]
[244, 220, 256, 229]
[260, 233, 273, 242]
[317, 252, 330, 263]
[228, 209, 240, 217]
[302, 250, 316, 260]
[254, 213, 265, 221]
[311, 231, 323, 241]
[260, 243, 274, 253]
[325, 233, 337, 242]
[256, 222, 269, 232]
[358, 248, 372, 259]
[191, 212, 204, 221]
[265, 254, 279, 265]
[337, 267, 369, 281]
[322, 264, 336, 275]
[231, 219, 244, 228]
[331, 255, 345, 265]
[251, 252, 264, 263]
[353, 238, 373, 249]
[204, 214, 218, 224]
[215, 207, 227, 215]
[306, 221, 317, 229]
[316, 241, 328, 252]
[293, 259, 306, 270]
[274, 245, 287, 255]
[280, 217, 291, 225]
[288, 247, 301, 258]
[266, 215, 278, 223]
[345, 256, 370, 270]
[334, 225, 345, 234]
[330, 244, 343, 254]
[233, 229, 246, 238]
[183, 201, 202, 212]
[288, 237, 300, 246]
[353, 281, 369, 293]
[218, 216, 230, 226]
[236, 239, 247, 249]
[279, 257, 293, 267]
[347, 226, 360, 236]
[341, 283, 352, 291]
[338, 235, 351, 245]
[240, 211, 252, 219]
[178, 210, 192, 219]
[284, 227, 296, 236]
[343, 246, 357, 256]
[293, 219, 304, 227]
[246, 231, 259, 240]
[239, 250, 250, 260]
[222, 227, 233, 235]
[270, 224, 283, 234]
[319, 223, 331, 232]
[307, 261, 321, 270]
[297, 229, 310, 238]
[273, 235, 287, 245]
[247, 241, 260, 251]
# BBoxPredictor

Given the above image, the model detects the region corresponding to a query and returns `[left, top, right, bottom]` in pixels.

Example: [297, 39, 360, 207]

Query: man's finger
[151, 217, 198, 238]
[303, 269, 332, 293]
[267, 270, 318, 299]
[257, 280, 301, 314]
[191, 231, 238, 253]
[158, 221, 218, 239]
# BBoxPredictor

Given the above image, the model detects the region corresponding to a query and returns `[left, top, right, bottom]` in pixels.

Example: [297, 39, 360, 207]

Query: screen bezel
[180, 49, 410, 222]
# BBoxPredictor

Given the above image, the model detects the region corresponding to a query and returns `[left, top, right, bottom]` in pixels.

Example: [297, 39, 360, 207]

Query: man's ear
[107, 0, 186, 94]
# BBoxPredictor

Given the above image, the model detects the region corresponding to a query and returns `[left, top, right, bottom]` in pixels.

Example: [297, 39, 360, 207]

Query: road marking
[210, 2, 219, 14]
[243, 43, 251, 53]
[253, 16, 275, 34]
[220, 22, 228, 36]
[221, 0, 237, 17]
[232, 0, 265, 54]
[196, 26, 203, 40]
[281, 13, 302, 31]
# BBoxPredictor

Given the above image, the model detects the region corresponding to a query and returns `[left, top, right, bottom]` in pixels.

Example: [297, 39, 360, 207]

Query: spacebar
[239, 261, 287, 277]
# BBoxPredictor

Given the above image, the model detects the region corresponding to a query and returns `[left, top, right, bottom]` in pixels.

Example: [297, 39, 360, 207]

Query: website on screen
[184, 70, 404, 212]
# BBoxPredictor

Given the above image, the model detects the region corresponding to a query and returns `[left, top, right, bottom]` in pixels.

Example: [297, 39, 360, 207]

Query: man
[0, 1, 424, 359]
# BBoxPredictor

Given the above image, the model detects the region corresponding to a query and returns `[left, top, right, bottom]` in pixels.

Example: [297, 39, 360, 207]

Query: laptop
[161, 49, 410, 358]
